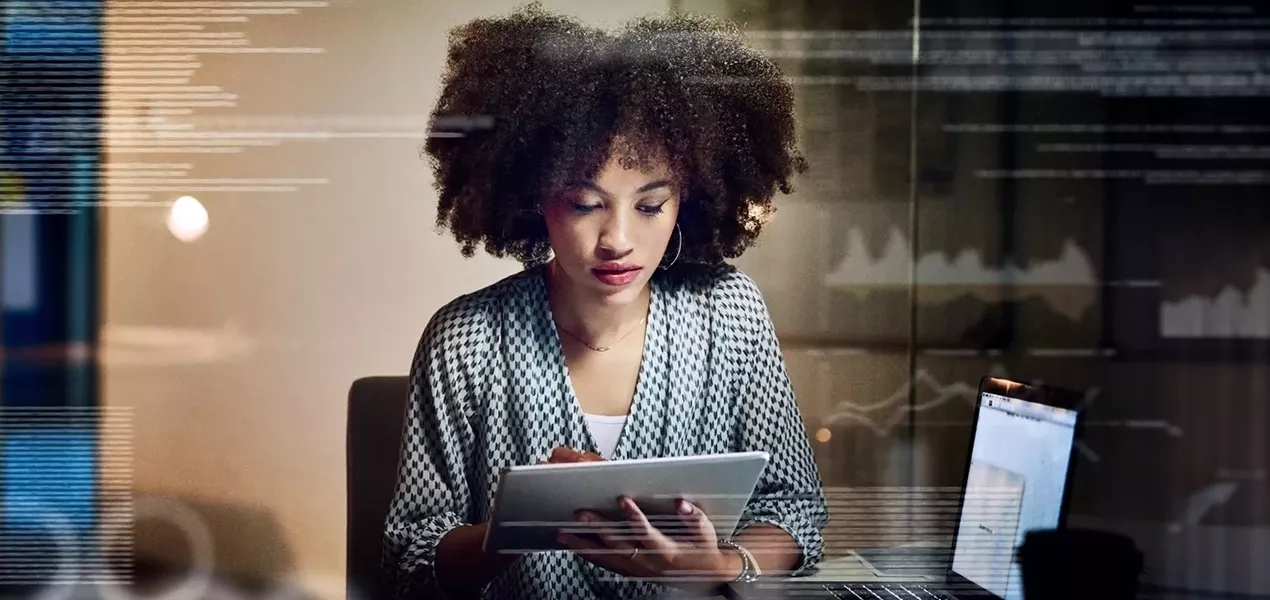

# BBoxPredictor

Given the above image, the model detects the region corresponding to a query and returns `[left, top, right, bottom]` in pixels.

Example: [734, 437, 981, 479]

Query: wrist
[712, 539, 762, 599]
[669, 548, 742, 595]
[715, 548, 744, 583]
[692, 545, 745, 598]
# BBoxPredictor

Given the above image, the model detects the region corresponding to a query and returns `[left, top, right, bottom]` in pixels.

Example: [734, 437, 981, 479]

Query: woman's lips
[592, 267, 642, 286]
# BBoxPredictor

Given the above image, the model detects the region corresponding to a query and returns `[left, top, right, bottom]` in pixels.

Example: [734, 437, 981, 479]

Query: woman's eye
[571, 203, 601, 214]
[638, 202, 667, 215]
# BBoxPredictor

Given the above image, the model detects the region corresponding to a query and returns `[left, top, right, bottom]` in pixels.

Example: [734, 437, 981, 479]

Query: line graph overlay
[816, 366, 1177, 464]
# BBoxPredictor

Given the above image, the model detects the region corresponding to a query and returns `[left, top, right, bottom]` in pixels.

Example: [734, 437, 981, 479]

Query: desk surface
[702, 544, 949, 599]
[798, 552, 945, 583]
[721, 554, 941, 600]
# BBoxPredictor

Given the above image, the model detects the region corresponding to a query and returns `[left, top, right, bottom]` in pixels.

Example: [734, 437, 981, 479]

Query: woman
[383, 3, 829, 599]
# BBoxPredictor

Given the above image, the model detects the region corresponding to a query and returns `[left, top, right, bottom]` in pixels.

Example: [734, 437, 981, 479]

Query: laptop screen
[950, 391, 1079, 600]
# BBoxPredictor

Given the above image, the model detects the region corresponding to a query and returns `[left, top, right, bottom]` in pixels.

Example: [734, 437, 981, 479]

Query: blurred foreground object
[1017, 528, 1143, 600]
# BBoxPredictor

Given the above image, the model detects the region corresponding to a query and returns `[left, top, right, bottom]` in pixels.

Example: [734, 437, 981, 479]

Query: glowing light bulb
[167, 195, 208, 242]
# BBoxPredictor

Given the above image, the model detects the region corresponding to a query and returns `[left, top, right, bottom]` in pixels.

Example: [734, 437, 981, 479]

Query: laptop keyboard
[824, 582, 944, 600]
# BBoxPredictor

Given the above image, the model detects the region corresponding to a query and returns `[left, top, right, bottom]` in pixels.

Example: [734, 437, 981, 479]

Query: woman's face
[542, 146, 681, 307]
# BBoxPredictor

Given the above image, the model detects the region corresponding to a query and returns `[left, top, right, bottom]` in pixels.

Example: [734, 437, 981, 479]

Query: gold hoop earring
[659, 223, 682, 270]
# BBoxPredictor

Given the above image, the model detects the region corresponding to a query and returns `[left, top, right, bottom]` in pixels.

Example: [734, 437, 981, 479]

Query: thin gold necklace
[557, 315, 648, 352]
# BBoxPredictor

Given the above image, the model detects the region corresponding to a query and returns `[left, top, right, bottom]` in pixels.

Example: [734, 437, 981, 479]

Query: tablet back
[483, 451, 770, 553]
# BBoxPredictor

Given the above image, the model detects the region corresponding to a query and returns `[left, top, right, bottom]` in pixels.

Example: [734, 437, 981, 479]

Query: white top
[583, 413, 628, 459]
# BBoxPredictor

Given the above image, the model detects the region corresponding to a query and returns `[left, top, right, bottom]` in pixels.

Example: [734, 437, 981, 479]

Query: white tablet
[482, 451, 770, 554]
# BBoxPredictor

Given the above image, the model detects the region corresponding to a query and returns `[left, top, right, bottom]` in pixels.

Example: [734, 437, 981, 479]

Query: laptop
[813, 376, 1087, 600]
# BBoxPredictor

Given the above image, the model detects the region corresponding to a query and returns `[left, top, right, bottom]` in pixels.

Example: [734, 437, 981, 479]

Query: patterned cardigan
[382, 262, 829, 599]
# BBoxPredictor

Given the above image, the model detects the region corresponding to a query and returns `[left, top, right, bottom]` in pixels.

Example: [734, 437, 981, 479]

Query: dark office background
[680, 0, 1269, 596]
[0, 0, 1266, 597]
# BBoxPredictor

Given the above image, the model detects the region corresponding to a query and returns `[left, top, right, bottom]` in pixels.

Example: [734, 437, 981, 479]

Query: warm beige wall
[101, 1, 671, 597]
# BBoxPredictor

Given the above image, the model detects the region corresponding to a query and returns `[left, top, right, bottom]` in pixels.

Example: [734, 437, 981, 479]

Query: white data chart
[1159, 268, 1270, 338]
[821, 227, 1104, 322]
[824, 226, 1099, 287]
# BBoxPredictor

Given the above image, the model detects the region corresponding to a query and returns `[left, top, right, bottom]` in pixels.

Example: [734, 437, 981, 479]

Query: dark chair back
[345, 376, 409, 600]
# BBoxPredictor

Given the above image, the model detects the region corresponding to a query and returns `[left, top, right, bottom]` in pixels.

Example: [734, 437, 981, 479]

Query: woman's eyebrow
[569, 179, 673, 198]
[635, 180, 672, 194]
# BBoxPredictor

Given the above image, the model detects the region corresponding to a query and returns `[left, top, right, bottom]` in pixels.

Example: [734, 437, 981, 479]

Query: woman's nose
[598, 211, 633, 254]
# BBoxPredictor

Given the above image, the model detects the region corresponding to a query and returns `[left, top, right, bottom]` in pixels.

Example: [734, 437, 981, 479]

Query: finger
[676, 498, 716, 542]
[555, 531, 607, 555]
[556, 530, 629, 568]
[578, 510, 641, 548]
[549, 447, 578, 463]
[550, 446, 610, 463]
[616, 497, 662, 548]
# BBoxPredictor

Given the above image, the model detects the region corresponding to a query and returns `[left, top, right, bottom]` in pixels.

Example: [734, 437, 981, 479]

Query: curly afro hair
[423, 1, 808, 268]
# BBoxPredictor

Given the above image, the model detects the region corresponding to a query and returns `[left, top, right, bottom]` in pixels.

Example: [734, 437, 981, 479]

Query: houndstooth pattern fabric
[382, 263, 828, 600]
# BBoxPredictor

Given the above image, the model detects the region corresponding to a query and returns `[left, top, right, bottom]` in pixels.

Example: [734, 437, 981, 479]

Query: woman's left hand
[556, 496, 738, 593]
